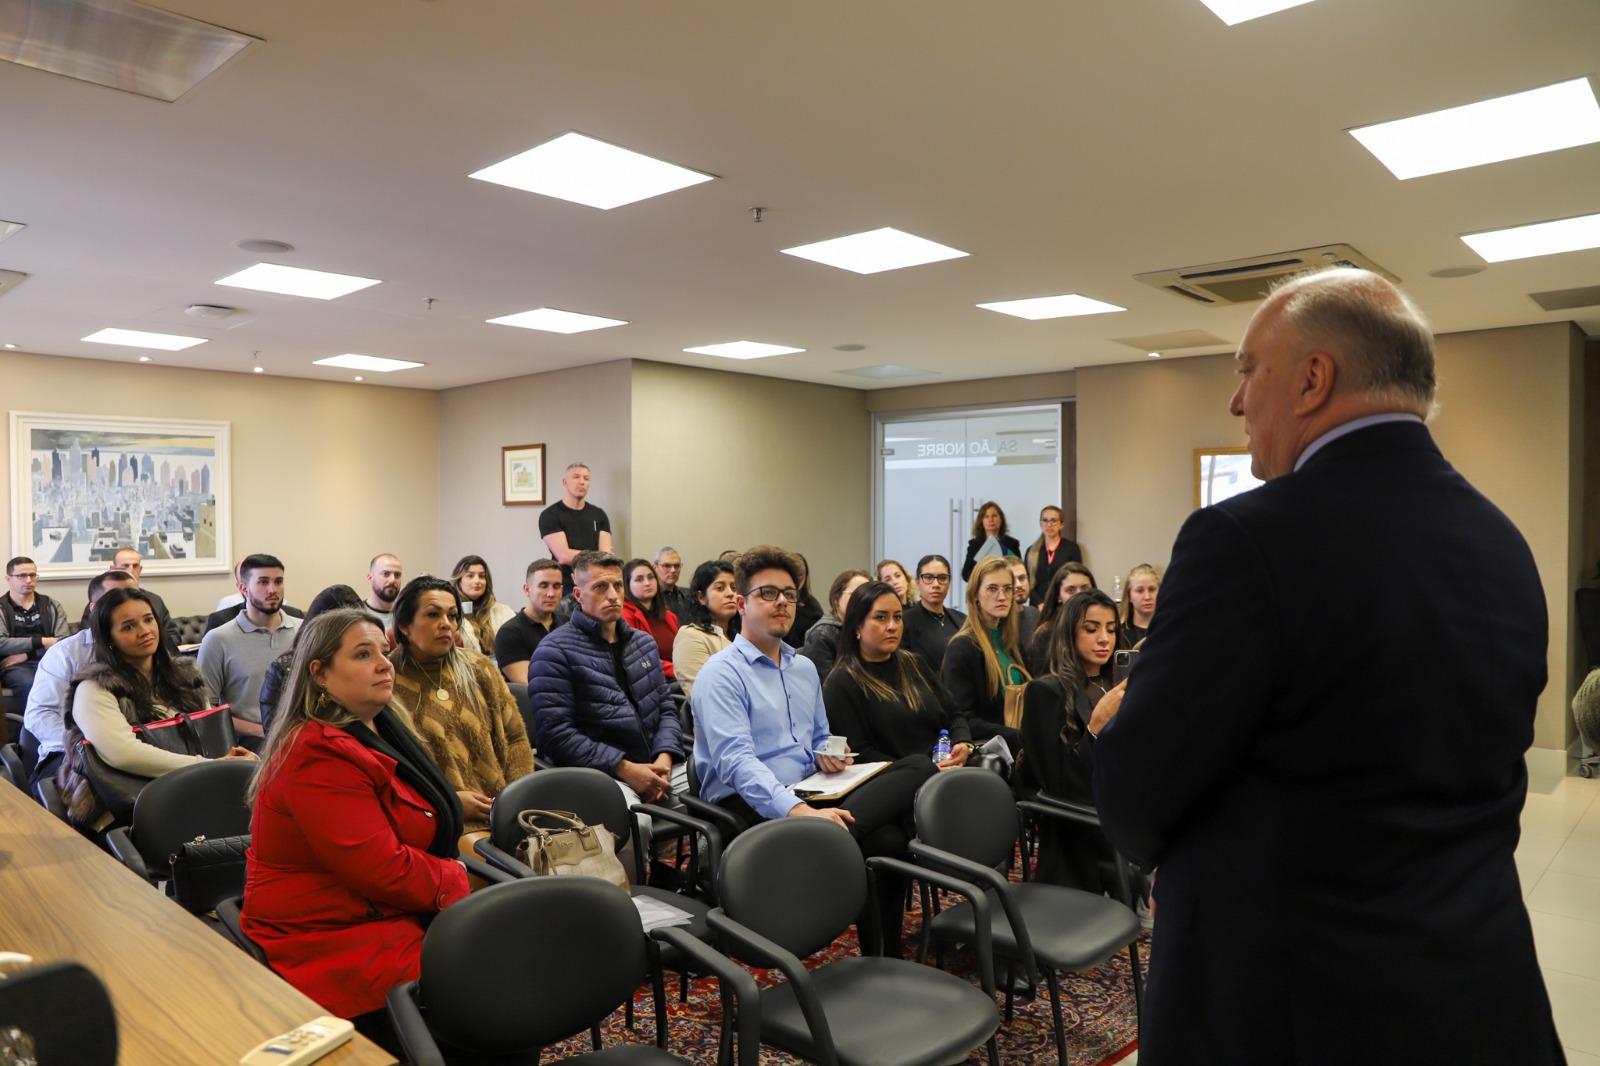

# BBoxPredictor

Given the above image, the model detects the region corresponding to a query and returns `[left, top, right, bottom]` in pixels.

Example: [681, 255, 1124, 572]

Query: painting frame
[1194, 446, 1263, 509]
[502, 443, 546, 507]
[10, 411, 233, 579]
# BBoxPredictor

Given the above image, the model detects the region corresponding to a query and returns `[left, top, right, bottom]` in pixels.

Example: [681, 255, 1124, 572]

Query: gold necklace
[417, 658, 450, 702]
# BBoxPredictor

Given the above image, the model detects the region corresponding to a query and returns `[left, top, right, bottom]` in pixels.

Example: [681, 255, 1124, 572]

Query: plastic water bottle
[933, 729, 952, 761]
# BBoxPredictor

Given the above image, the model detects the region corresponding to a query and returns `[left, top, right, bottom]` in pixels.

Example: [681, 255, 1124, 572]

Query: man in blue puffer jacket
[529, 550, 682, 805]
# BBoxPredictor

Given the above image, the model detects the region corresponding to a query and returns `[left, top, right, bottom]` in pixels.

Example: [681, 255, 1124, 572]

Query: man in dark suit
[1091, 268, 1562, 1063]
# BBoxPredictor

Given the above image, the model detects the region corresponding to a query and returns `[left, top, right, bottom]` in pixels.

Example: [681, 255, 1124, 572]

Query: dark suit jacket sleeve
[1093, 505, 1278, 867]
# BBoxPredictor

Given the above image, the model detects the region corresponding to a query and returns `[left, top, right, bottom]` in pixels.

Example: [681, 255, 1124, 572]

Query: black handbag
[132, 705, 236, 758]
[78, 740, 151, 826]
[168, 833, 250, 914]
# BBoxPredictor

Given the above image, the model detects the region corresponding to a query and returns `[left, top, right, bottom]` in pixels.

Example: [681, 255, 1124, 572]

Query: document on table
[791, 760, 890, 802]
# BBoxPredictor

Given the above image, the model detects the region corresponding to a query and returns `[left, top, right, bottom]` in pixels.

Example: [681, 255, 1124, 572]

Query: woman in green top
[940, 556, 1028, 752]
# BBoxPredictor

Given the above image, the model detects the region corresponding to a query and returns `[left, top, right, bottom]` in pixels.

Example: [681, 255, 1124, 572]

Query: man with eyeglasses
[653, 546, 692, 622]
[0, 556, 70, 733]
[900, 554, 966, 671]
[1024, 506, 1082, 607]
[692, 544, 936, 955]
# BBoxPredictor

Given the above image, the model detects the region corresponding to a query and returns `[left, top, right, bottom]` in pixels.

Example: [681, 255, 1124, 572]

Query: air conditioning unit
[1135, 244, 1398, 306]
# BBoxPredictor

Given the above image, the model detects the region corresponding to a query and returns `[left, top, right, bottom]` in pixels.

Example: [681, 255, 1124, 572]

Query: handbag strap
[517, 809, 586, 835]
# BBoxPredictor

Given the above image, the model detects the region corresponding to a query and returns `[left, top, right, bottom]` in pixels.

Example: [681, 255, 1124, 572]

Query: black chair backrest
[0, 743, 25, 792]
[35, 777, 68, 821]
[506, 682, 535, 743]
[0, 961, 118, 1065]
[914, 767, 1019, 871]
[718, 818, 865, 960]
[418, 877, 646, 1054]
[17, 724, 39, 773]
[488, 766, 633, 854]
[1578, 588, 1600, 671]
[128, 759, 255, 872]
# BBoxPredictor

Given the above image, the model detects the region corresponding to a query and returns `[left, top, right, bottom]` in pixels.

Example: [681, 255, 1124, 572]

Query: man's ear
[734, 593, 747, 617]
[1293, 350, 1337, 415]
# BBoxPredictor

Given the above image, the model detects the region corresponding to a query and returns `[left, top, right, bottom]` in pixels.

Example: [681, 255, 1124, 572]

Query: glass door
[874, 404, 1062, 603]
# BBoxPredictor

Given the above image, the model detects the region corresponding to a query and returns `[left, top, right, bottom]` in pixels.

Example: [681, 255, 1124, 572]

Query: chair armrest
[680, 794, 744, 841]
[533, 754, 555, 771]
[472, 838, 533, 878]
[631, 801, 724, 904]
[461, 855, 518, 885]
[903, 842, 1036, 982]
[867, 856, 997, 996]
[1018, 798, 1136, 907]
[104, 827, 155, 884]
[707, 909, 839, 1066]
[653, 926, 762, 1066]
[385, 981, 445, 1066]
[214, 897, 270, 967]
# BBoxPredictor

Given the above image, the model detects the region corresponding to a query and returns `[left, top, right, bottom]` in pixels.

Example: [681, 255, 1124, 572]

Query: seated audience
[528, 551, 681, 809]
[241, 609, 469, 1053]
[1029, 562, 1097, 672]
[654, 547, 693, 621]
[621, 557, 680, 680]
[1119, 563, 1160, 648]
[782, 553, 825, 648]
[57, 587, 257, 835]
[1018, 589, 1125, 892]
[875, 559, 915, 607]
[494, 559, 563, 685]
[824, 580, 972, 769]
[364, 553, 403, 635]
[799, 568, 871, 681]
[257, 585, 367, 736]
[1023, 506, 1082, 606]
[672, 560, 739, 700]
[942, 557, 1028, 752]
[692, 545, 936, 956]
[197, 553, 299, 747]
[901, 554, 966, 671]
[0, 556, 69, 727]
[25, 570, 137, 789]
[960, 501, 1022, 581]
[388, 576, 534, 837]
[452, 555, 516, 657]
[110, 546, 181, 652]
[1008, 557, 1041, 657]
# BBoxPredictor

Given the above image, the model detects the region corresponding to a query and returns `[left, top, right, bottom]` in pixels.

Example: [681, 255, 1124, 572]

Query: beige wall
[865, 370, 1076, 414]
[629, 360, 870, 591]
[437, 360, 633, 600]
[1, 350, 440, 619]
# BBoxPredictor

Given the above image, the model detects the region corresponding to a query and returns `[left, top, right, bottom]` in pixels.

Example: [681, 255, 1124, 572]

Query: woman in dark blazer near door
[959, 501, 1022, 581]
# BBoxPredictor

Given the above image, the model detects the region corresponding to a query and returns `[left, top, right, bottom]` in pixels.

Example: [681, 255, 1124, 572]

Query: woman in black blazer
[959, 501, 1022, 580]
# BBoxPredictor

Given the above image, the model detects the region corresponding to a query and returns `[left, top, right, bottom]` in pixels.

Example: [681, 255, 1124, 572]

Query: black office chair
[909, 768, 1144, 1066]
[104, 759, 254, 888]
[35, 775, 70, 822]
[386, 876, 761, 1066]
[507, 681, 536, 742]
[0, 742, 26, 792]
[473, 767, 724, 1044]
[0, 961, 118, 1065]
[707, 818, 1001, 1066]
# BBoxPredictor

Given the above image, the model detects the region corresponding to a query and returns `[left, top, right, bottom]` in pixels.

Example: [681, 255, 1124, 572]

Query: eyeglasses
[980, 583, 1016, 596]
[1040, 517, 1062, 525]
[747, 585, 800, 604]
[10, 571, 37, 580]
[917, 573, 951, 584]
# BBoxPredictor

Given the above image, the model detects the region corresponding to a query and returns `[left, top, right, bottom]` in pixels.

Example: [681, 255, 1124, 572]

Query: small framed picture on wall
[502, 443, 546, 506]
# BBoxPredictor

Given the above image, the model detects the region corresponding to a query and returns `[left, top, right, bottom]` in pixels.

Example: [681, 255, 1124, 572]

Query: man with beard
[203, 556, 304, 635]
[365, 553, 403, 634]
[197, 553, 299, 749]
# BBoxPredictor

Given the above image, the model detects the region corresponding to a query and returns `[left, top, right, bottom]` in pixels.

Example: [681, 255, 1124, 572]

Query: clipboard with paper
[791, 760, 891, 802]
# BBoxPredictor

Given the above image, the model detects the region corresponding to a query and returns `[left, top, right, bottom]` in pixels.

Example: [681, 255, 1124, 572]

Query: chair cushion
[758, 956, 998, 1066]
[927, 882, 1140, 972]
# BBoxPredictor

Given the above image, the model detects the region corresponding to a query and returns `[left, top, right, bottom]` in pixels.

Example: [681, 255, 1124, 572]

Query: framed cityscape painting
[9, 411, 233, 578]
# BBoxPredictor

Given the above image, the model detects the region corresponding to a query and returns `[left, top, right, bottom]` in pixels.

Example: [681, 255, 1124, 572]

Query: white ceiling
[1, 0, 1597, 391]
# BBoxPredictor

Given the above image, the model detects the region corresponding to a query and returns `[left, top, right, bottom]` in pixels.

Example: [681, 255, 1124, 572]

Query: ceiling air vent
[1135, 244, 1398, 306]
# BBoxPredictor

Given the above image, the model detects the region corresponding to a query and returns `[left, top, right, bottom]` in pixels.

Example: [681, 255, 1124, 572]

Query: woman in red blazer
[242, 608, 469, 1047]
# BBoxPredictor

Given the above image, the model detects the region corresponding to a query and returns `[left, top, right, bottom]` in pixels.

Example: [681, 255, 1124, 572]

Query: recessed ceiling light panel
[470, 132, 714, 210]
[1350, 78, 1600, 180]
[1460, 211, 1600, 263]
[683, 341, 805, 360]
[216, 263, 381, 299]
[488, 308, 629, 334]
[781, 227, 969, 275]
[1198, 0, 1318, 25]
[83, 328, 208, 351]
[977, 294, 1127, 320]
[313, 354, 424, 373]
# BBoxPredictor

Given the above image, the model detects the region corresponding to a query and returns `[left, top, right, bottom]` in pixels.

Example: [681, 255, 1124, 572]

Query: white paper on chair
[633, 894, 695, 931]
[977, 735, 1013, 765]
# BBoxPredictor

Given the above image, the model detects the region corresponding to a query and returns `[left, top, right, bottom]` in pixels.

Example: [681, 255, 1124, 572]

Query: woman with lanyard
[1024, 505, 1083, 607]
[941, 556, 1027, 753]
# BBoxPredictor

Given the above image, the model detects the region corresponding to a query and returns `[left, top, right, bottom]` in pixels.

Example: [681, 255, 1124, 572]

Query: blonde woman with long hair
[1120, 564, 1160, 648]
[940, 556, 1028, 751]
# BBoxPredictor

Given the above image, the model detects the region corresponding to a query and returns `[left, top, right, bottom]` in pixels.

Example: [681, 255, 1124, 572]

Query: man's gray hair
[564, 461, 590, 474]
[654, 546, 679, 562]
[1270, 268, 1436, 411]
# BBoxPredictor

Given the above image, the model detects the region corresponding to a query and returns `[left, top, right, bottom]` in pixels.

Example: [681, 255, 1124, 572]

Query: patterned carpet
[547, 893, 1149, 1065]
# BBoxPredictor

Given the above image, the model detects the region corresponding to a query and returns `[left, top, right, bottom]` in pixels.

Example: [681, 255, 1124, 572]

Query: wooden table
[0, 782, 395, 1065]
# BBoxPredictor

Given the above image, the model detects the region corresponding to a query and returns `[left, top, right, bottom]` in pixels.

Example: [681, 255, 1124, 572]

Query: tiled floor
[1118, 749, 1600, 1066]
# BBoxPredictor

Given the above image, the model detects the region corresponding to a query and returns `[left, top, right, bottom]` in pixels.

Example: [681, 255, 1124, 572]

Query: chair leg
[986, 1032, 1001, 1066]
[590, 1024, 602, 1052]
[1045, 969, 1068, 1065]
[1128, 940, 1144, 1021]
[718, 983, 734, 1066]
[653, 969, 669, 1049]
[624, 995, 634, 1030]
[1003, 960, 1017, 1024]
[679, 966, 690, 1002]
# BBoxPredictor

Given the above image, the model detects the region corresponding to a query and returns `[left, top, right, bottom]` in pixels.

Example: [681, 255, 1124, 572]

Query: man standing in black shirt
[539, 462, 613, 594]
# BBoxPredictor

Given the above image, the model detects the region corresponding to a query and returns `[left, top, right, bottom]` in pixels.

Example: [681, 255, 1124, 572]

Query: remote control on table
[239, 1015, 355, 1065]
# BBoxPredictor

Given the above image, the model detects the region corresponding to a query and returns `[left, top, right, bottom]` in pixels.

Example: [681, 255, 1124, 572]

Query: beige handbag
[1003, 683, 1027, 732]
[515, 809, 631, 895]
